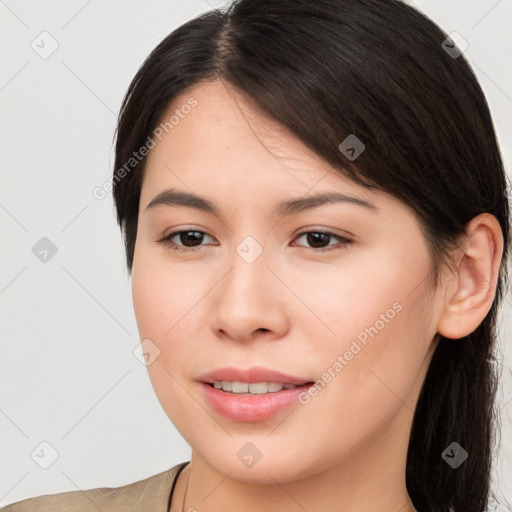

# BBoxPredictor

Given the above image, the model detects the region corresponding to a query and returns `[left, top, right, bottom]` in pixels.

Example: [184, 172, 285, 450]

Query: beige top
[0, 461, 188, 512]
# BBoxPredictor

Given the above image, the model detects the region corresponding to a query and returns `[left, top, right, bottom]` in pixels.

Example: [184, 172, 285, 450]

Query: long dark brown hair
[111, 1, 511, 510]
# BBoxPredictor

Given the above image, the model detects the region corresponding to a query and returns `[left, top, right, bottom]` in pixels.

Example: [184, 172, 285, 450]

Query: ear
[437, 213, 504, 340]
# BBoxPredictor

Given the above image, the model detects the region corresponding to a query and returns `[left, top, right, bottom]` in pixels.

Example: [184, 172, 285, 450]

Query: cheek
[297, 248, 433, 399]
[296, 285, 432, 456]
[131, 261, 199, 426]
[131, 251, 215, 393]
[131, 246, 203, 339]
[288, 249, 417, 348]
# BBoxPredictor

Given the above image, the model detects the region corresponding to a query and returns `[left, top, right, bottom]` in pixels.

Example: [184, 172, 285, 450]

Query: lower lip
[200, 382, 314, 422]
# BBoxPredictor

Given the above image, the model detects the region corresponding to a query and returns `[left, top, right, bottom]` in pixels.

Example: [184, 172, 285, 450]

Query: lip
[200, 381, 315, 422]
[198, 366, 312, 386]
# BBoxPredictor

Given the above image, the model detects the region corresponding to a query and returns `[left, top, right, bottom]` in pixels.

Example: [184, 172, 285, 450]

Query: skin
[131, 78, 504, 512]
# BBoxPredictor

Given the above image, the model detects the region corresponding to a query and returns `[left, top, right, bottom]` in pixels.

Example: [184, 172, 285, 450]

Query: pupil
[308, 232, 328, 248]
[181, 231, 202, 246]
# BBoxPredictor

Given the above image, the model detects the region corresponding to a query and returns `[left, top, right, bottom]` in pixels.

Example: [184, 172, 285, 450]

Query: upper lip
[199, 366, 313, 385]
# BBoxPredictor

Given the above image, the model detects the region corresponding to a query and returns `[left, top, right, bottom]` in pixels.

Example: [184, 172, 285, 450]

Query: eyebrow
[144, 188, 379, 216]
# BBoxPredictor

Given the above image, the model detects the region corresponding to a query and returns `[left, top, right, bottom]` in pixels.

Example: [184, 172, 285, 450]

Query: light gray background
[1, 0, 511, 508]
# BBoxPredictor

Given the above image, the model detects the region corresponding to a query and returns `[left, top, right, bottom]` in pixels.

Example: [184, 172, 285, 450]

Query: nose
[211, 241, 289, 343]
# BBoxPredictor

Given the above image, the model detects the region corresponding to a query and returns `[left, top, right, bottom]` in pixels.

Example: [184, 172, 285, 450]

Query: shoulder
[0, 462, 187, 512]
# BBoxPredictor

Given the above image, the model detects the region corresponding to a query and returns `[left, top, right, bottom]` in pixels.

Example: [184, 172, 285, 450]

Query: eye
[155, 229, 353, 253]
[292, 230, 353, 252]
[155, 229, 217, 253]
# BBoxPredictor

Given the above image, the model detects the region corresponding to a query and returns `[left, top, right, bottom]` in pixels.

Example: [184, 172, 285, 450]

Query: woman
[2, 0, 510, 511]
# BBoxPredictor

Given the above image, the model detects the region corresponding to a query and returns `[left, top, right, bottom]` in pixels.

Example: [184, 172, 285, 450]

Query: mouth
[201, 380, 317, 422]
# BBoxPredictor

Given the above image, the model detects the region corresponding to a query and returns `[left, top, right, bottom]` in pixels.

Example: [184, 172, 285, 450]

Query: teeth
[212, 381, 300, 394]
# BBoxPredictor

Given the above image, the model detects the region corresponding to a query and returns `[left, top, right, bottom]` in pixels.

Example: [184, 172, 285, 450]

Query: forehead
[142, 80, 369, 195]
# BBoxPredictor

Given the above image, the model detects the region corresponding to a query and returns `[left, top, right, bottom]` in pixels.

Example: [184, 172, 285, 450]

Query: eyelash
[155, 229, 353, 253]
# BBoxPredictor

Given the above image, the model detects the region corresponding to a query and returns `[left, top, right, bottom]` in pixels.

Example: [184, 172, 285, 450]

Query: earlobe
[436, 213, 503, 340]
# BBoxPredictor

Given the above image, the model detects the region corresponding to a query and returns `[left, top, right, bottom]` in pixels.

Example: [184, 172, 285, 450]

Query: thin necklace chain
[181, 464, 191, 512]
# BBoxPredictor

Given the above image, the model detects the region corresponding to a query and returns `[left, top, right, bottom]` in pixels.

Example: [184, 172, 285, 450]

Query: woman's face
[131, 79, 443, 483]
